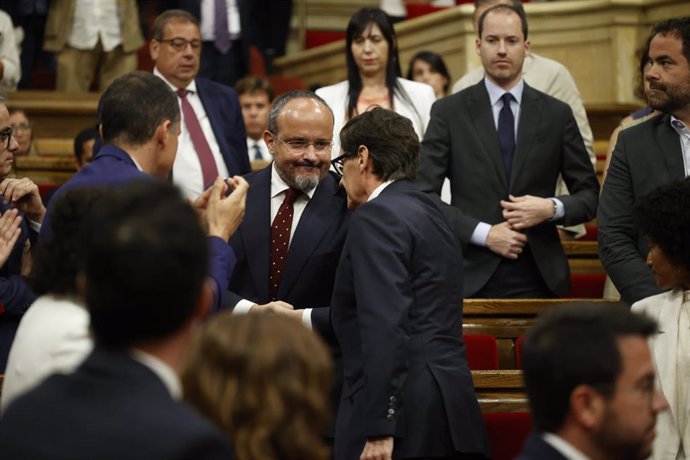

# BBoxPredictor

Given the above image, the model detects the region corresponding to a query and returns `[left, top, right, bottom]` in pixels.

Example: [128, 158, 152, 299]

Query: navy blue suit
[516, 434, 568, 460]
[40, 144, 236, 310]
[0, 199, 37, 372]
[331, 180, 489, 460]
[195, 77, 250, 176]
[0, 347, 235, 460]
[226, 166, 348, 339]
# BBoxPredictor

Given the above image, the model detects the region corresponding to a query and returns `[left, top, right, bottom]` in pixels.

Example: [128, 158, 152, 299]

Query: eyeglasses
[0, 128, 13, 150]
[330, 152, 355, 176]
[269, 132, 332, 154]
[9, 122, 31, 132]
[158, 37, 202, 52]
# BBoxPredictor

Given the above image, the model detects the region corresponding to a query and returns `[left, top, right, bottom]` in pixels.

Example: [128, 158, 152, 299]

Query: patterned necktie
[498, 92, 516, 177]
[214, 0, 231, 54]
[253, 142, 263, 160]
[176, 89, 219, 189]
[270, 188, 300, 300]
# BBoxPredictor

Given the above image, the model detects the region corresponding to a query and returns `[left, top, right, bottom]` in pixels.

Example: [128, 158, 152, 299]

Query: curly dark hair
[182, 313, 333, 460]
[29, 186, 111, 296]
[635, 177, 690, 271]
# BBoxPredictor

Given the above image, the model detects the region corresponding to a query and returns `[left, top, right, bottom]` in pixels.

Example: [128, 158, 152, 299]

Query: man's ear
[150, 40, 160, 61]
[475, 37, 482, 56]
[192, 279, 214, 322]
[357, 145, 370, 172]
[570, 384, 607, 430]
[263, 130, 276, 157]
[524, 39, 530, 56]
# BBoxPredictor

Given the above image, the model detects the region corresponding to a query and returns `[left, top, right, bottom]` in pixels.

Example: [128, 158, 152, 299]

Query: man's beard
[276, 161, 324, 193]
[647, 81, 690, 115]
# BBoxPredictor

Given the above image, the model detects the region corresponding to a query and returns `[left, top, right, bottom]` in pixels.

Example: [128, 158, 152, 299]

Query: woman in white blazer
[315, 7, 435, 159]
[631, 178, 690, 460]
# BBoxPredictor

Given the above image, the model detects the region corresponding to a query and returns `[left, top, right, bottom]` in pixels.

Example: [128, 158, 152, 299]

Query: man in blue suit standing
[332, 107, 489, 460]
[150, 9, 250, 201]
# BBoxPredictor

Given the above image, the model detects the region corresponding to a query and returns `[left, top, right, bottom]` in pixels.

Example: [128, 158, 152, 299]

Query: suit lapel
[657, 115, 686, 180]
[469, 83, 508, 188]
[278, 178, 341, 299]
[510, 84, 540, 190]
[241, 168, 272, 297]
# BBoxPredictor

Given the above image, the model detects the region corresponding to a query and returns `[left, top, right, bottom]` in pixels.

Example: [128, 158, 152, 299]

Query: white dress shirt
[200, 0, 241, 40]
[67, 0, 122, 52]
[246, 137, 270, 162]
[154, 68, 229, 200]
[469, 77, 564, 247]
[543, 433, 591, 460]
[0, 10, 20, 93]
[233, 165, 316, 327]
[130, 349, 182, 400]
[670, 117, 690, 178]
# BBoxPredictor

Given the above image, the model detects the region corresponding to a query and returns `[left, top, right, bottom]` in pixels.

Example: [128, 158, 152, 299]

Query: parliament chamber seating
[464, 334, 499, 370]
[483, 412, 532, 460]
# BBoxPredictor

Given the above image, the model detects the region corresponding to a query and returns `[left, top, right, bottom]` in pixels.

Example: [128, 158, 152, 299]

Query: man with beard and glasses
[517, 303, 668, 460]
[224, 90, 348, 439]
[225, 89, 348, 336]
[598, 16, 690, 305]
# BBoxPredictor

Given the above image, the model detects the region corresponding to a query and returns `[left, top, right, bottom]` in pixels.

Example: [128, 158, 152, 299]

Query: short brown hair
[182, 313, 333, 460]
[234, 76, 275, 102]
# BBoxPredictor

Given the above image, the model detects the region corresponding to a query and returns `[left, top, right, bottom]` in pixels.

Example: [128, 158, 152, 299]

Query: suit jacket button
[387, 408, 394, 415]
[389, 396, 396, 402]
[387, 414, 394, 420]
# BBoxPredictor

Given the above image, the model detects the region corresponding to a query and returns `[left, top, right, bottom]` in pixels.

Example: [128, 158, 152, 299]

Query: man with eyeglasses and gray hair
[150, 9, 250, 201]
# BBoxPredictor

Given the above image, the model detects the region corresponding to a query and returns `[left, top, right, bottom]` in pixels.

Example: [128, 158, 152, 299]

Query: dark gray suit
[417, 80, 599, 297]
[598, 113, 682, 304]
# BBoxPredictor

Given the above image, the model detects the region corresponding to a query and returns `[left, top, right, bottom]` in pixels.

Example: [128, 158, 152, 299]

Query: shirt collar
[542, 433, 591, 460]
[153, 67, 197, 94]
[670, 116, 689, 135]
[367, 180, 395, 202]
[129, 348, 182, 399]
[270, 164, 317, 200]
[484, 77, 524, 107]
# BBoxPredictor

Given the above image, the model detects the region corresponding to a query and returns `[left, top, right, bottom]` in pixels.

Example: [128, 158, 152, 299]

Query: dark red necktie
[176, 88, 219, 190]
[270, 188, 300, 300]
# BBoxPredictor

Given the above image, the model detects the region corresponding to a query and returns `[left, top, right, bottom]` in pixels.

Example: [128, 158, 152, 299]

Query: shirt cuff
[301, 308, 313, 329]
[233, 299, 254, 314]
[28, 220, 42, 233]
[549, 198, 565, 221]
[470, 222, 492, 247]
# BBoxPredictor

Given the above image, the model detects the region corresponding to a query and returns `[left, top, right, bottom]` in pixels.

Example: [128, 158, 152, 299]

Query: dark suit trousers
[199, 40, 246, 87]
[472, 246, 555, 298]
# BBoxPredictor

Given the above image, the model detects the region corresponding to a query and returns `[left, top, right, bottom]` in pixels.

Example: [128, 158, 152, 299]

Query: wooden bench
[472, 369, 527, 413]
[463, 298, 623, 369]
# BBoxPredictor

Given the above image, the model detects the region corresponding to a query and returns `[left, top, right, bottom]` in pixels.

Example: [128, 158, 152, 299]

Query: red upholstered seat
[515, 335, 525, 369]
[38, 184, 60, 203]
[305, 31, 346, 49]
[463, 334, 499, 370]
[569, 273, 606, 298]
[483, 412, 532, 460]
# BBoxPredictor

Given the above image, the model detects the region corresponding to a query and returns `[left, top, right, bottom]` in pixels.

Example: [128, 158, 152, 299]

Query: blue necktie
[253, 143, 263, 160]
[498, 93, 516, 177]
[214, 0, 231, 54]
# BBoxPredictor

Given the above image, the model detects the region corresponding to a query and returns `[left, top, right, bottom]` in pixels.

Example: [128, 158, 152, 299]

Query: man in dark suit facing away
[517, 303, 667, 460]
[331, 107, 489, 460]
[416, 4, 598, 298]
[0, 180, 243, 460]
[150, 9, 250, 201]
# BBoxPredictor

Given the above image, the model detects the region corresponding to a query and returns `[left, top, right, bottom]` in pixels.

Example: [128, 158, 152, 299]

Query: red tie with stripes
[176, 88, 219, 189]
[270, 188, 300, 300]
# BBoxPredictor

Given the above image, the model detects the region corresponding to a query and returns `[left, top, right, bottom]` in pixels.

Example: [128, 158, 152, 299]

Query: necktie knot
[284, 188, 300, 205]
[176, 88, 188, 98]
[501, 92, 514, 107]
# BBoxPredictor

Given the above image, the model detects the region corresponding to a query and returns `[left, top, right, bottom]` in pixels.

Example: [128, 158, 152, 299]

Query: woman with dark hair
[316, 7, 435, 158]
[1, 186, 108, 411]
[182, 312, 333, 460]
[406, 50, 451, 99]
[631, 178, 690, 459]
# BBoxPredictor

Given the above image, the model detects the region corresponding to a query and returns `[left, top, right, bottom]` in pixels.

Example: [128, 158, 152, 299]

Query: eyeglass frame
[330, 152, 357, 177]
[0, 127, 13, 150]
[157, 37, 202, 53]
[267, 131, 333, 154]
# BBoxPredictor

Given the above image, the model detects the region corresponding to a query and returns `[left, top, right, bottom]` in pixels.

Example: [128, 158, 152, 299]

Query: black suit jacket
[0, 347, 234, 459]
[330, 181, 489, 460]
[417, 81, 599, 297]
[598, 113, 681, 304]
[195, 76, 251, 176]
[226, 166, 348, 338]
[516, 433, 568, 460]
